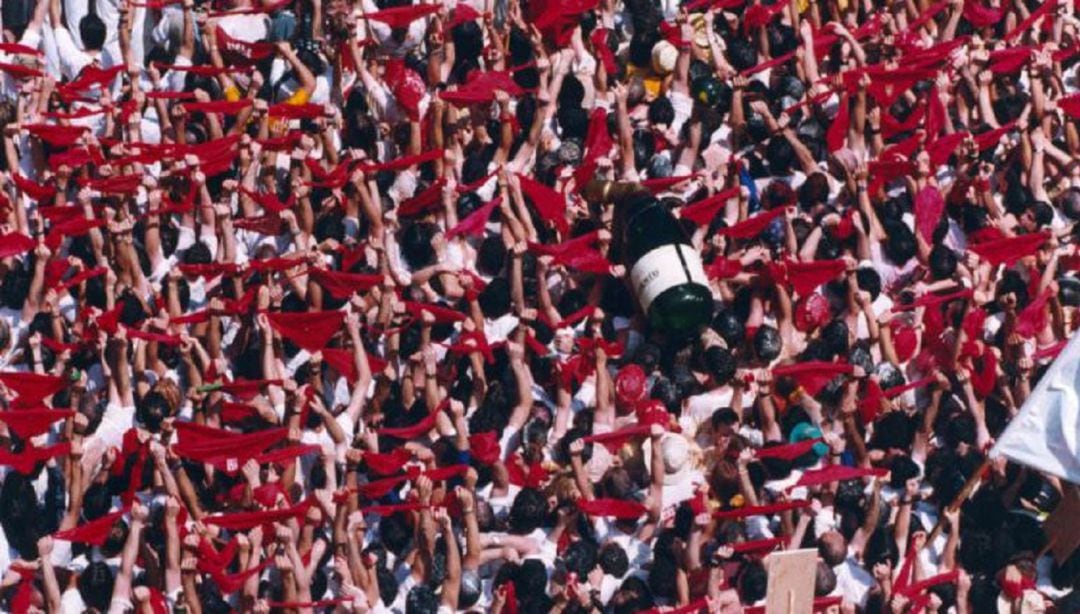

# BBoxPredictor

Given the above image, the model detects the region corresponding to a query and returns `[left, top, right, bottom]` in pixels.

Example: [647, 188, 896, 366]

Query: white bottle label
[629, 244, 709, 312]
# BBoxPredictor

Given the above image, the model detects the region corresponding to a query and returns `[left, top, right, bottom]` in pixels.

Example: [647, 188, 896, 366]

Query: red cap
[794, 293, 831, 332]
[614, 364, 647, 410]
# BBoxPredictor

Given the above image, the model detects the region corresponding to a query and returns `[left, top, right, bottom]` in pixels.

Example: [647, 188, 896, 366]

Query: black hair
[478, 277, 512, 319]
[726, 38, 758, 71]
[703, 345, 736, 385]
[648, 97, 675, 126]
[753, 325, 782, 361]
[929, 245, 958, 280]
[765, 136, 795, 176]
[563, 539, 599, 577]
[405, 585, 439, 614]
[400, 222, 437, 269]
[711, 309, 745, 347]
[78, 561, 115, 611]
[599, 542, 629, 578]
[737, 562, 768, 604]
[79, 12, 107, 51]
[883, 221, 917, 265]
[855, 268, 882, 300]
[508, 488, 547, 534]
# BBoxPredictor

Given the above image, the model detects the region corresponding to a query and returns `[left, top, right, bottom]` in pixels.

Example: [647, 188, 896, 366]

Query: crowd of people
[0, 0, 1077, 610]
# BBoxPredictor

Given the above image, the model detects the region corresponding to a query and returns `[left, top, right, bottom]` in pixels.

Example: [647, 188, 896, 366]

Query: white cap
[661, 434, 691, 485]
[652, 41, 678, 75]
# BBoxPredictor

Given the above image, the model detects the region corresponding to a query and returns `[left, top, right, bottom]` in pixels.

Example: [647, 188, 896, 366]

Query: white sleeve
[51, 27, 89, 80]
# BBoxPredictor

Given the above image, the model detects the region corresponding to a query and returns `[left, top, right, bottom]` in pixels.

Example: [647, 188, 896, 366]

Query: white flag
[991, 333, 1080, 483]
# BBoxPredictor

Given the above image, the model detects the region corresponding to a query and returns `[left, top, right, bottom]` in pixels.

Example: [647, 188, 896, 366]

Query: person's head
[79, 12, 107, 51]
[703, 345, 736, 385]
[508, 488, 547, 534]
[562, 539, 599, 577]
[883, 221, 917, 266]
[78, 561, 115, 611]
[929, 245, 958, 279]
[1020, 201, 1054, 232]
[405, 585, 439, 614]
[814, 561, 837, 596]
[736, 561, 768, 604]
[753, 325, 782, 362]
[818, 531, 848, 567]
[598, 542, 630, 578]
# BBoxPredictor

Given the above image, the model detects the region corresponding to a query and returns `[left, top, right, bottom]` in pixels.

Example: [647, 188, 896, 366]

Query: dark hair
[78, 561, 115, 611]
[599, 542, 630, 578]
[726, 38, 758, 71]
[478, 277, 512, 319]
[765, 136, 795, 176]
[508, 488, 547, 534]
[703, 346, 736, 385]
[855, 268, 881, 300]
[798, 173, 830, 210]
[883, 221, 917, 265]
[711, 310, 745, 347]
[563, 539, 599, 577]
[753, 325, 782, 361]
[405, 585, 439, 614]
[648, 97, 675, 126]
[79, 13, 107, 50]
[400, 223, 437, 269]
[737, 561, 768, 604]
[929, 245, 958, 280]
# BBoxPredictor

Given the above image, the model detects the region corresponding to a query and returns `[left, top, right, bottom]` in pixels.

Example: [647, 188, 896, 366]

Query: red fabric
[0, 409, 74, 439]
[255, 444, 319, 467]
[403, 301, 467, 323]
[366, 3, 441, 28]
[0, 442, 71, 474]
[203, 558, 274, 594]
[469, 431, 501, 464]
[1015, 289, 1051, 339]
[1004, 0, 1056, 40]
[178, 263, 241, 279]
[445, 330, 496, 364]
[446, 196, 502, 238]
[731, 537, 784, 554]
[57, 65, 123, 100]
[54, 507, 128, 546]
[641, 175, 693, 194]
[791, 464, 888, 490]
[0, 233, 35, 259]
[826, 94, 849, 152]
[771, 361, 854, 395]
[359, 149, 443, 173]
[173, 423, 288, 473]
[915, 186, 945, 242]
[308, 268, 383, 299]
[516, 174, 569, 234]
[576, 498, 648, 519]
[321, 348, 357, 379]
[219, 401, 260, 425]
[80, 174, 142, 194]
[267, 310, 345, 351]
[384, 59, 427, 120]
[267, 599, 354, 609]
[582, 424, 653, 453]
[769, 259, 846, 296]
[448, 4, 481, 27]
[125, 328, 183, 346]
[215, 26, 274, 65]
[0, 43, 41, 56]
[716, 206, 787, 239]
[204, 498, 314, 531]
[968, 231, 1049, 266]
[897, 570, 960, 599]
[362, 449, 411, 476]
[24, 123, 88, 147]
[182, 100, 252, 115]
[0, 62, 42, 79]
[989, 48, 1033, 73]
[0, 372, 66, 403]
[680, 187, 739, 225]
[13, 173, 57, 201]
[973, 121, 1017, 152]
[1034, 340, 1067, 361]
[376, 408, 441, 440]
[963, 0, 1003, 26]
[755, 438, 824, 461]
[713, 500, 810, 519]
[399, 178, 447, 217]
[239, 187, 295, 213]
[217, 379, 283, 399]
[268, 102, 324, 120]
[893, 287, 974, 312]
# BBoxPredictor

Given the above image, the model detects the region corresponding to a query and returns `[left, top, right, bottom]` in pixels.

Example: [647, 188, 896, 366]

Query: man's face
[713, 423, 734, 452]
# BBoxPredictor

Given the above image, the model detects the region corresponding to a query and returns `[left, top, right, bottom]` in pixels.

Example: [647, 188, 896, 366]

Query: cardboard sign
[765, 548, 818, 614]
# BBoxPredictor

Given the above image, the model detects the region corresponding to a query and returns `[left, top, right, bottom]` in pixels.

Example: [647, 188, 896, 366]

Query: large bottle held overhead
[617, 191, 713, 336]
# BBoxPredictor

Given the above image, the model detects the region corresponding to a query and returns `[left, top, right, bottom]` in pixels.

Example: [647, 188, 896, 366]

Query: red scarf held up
[771, 361, 854, 396]
[717, 206, 788, 239]
[582, 424, 654, 453]
[755, 438, 824, 461]
[446, 197, 502, 238]
[0, 372, 66, 403]
[0, 409, 74, 440]
[790, 464, 888, 490]
[53, 507, 129, 546]
[968, 231, 1049, 266]
[516, 174, 570, 234]
[576, 498, 648, 519]
[307, 268, 383, 300]
[267, 310, 345, 351]
[713, 499, 810, 519]
[0, 442, 71, 474]
[679, 187, 740, 226]
[0, 232, 35, 259]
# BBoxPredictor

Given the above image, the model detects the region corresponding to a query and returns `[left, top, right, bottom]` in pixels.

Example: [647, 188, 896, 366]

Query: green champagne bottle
[619, 192, 713, 336]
